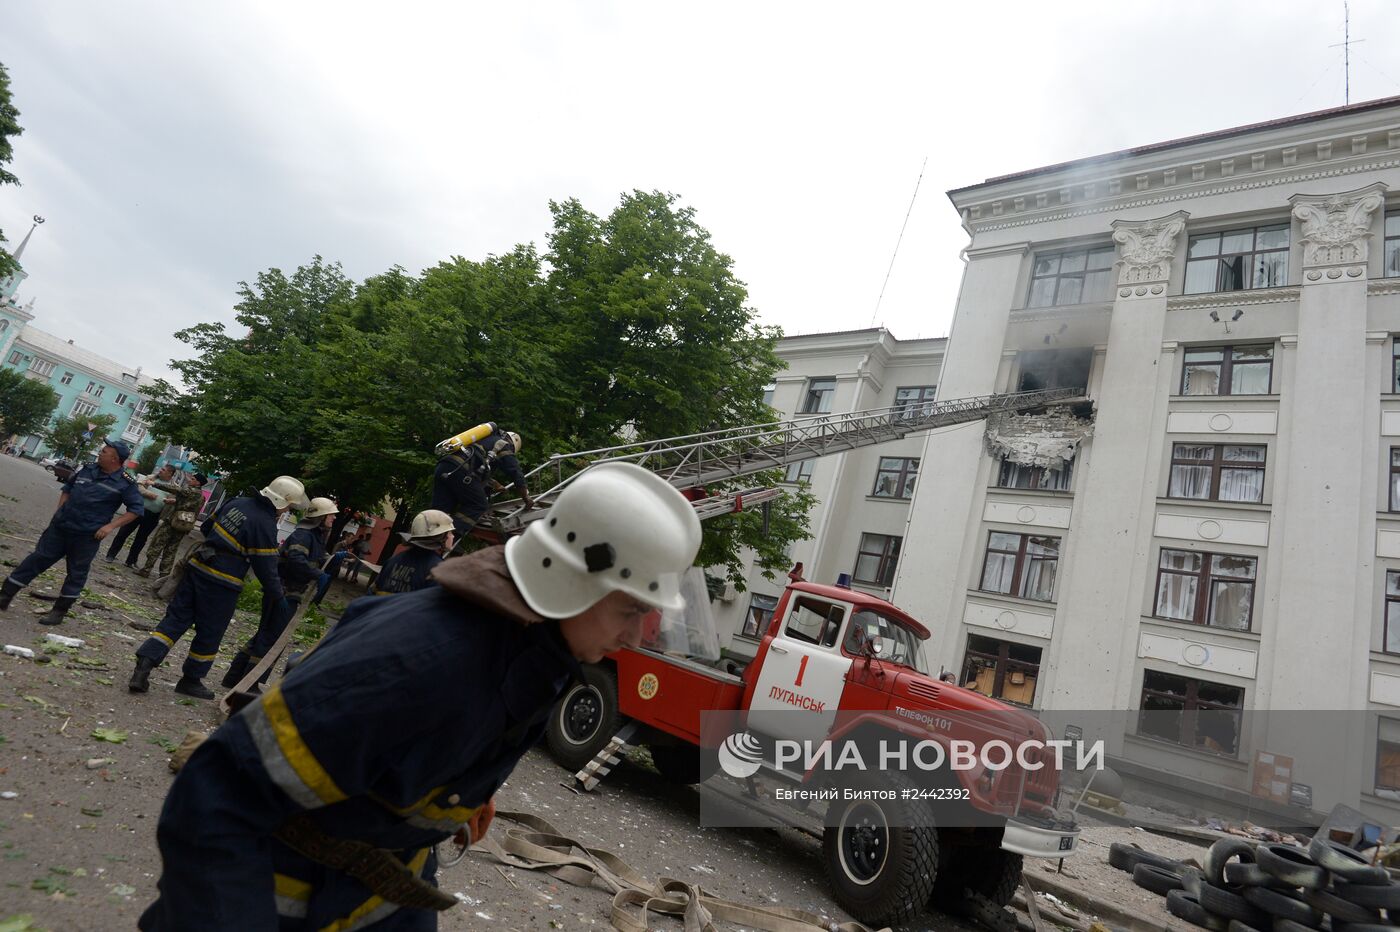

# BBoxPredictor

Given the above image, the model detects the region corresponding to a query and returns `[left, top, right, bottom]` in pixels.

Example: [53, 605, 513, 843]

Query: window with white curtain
[1155, 548, 1257, 630]
[1168, 444, 1265, 503]
[980, 532, 1061, 603]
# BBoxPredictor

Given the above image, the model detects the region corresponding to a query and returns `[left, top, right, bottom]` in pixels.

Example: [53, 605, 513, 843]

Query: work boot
[220, 650, 252, 689]
[135, 567, 151, 578]
[0, 579, 20, 611]
[128, 656, 157, 693]
[39, 596, 76, 626]
[173, 676, 215, 700]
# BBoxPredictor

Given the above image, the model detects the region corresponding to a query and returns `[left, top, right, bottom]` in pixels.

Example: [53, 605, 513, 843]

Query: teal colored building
[0, 221, 158, 461]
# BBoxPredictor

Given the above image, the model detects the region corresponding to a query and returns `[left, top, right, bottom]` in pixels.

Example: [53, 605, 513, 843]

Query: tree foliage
[0, 61, 24, 281]
[0, 367, 57, 439]
[148, 193, 812, 584]
[42, 412, 117, 461]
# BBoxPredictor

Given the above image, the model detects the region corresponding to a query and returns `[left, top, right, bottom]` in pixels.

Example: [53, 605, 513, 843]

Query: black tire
[1308, 838, 1390, 886]
[1273, 922, 1325, 932]
[1329, 924, 1400, 932]
[1255, 844, 1328, 891]
[1301, 887, 1384, 924]
[1204, 838, 1256, 890]
[1198, 883, 1269, 926]
[1222, 861, 1291, 890]
[821, 772, 938, 927]
[1108, 842, 1184, 875]
[929, 846, 1022, 909]
[1166, 890, 1229, 931]
[1333, 878, 1400, 911]
[1133, 863, 1185, 896]
[544, 665, 620, 771]
[1225, 921, 1265, 932]
[648, 743, 714, 785]
[1240, 886, 1323, 927]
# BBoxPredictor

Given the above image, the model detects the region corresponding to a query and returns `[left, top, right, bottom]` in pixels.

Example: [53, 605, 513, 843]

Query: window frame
[1026, 244, 1117, 308]
[979, 532, 1062, 603]
[70, 399, 98, 418]
[6, 350, 19, 365]
[29, 357, 54, 377]
[1154, 547, 1258, 631]
[852, 532, 902, 587]
[1138, 669, 1244, 755]
[1391, 449, 1400, 513]
[1386, 571, 1400, 655]
[996, 457, 1073, 492]
[1384, 211, 1400, 280]
[893, 385, 938, 420]
[741, 592, 780, 640]
[800, 378, 837, 415]
[961, 634, 1042, 707]
[1184, 223, 1290, 295]
[783, 459, 814, 485]
[871, 457, 919, 500]
[115, 392, 128, 407]
[60, 372, 74, 386]
[1179, 344, 1274, 396]
[1167, 443, 1267, 503]
[1378, 719, 1400, 792]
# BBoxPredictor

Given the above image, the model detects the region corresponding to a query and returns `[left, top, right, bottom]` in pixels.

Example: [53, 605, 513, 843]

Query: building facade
[883, 96, 1400, 821]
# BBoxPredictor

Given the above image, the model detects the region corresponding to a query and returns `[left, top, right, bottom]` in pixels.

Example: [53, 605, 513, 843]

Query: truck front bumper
[1001, 814, 1081, 858]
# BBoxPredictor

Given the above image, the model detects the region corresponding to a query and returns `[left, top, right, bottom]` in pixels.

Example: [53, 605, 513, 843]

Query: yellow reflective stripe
[420, 800, 481, 824]
[370, 588, 391, 596]
[213, 522, 246, 554]
[380, 786, 443, 816]
[274, 873, 312, 901]
[262, 685, 347, 806]
[248, 546, 279, 555]
[190, 559, 245, 585]
[318, 848, 431, 932]
[188, 650, 217, 661]
[152, 631, 175, 648]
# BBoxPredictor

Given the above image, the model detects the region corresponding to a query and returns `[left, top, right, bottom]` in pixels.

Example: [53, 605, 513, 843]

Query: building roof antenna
[871, 157, 927, 328]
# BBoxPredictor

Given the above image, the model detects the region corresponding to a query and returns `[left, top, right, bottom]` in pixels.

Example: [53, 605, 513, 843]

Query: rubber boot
[221, 650, 252, 689]
[174, 676, 215, 700]
[39, 596, 76, 626]
[0, 579, 20, 611]
[128, 656, 156, 693]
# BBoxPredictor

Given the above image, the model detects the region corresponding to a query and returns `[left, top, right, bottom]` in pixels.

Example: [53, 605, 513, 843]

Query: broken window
[871, 457, 919, 499]
[1184, 224, 1289, 294]
[962, 634, 1041, 706]
[997, 457, 1073, 491]
[1026, 245, 1116, 308]
[782, 460, 814, 485]
[1155, 548, 1256, 630]
[1181, 344, 1273, 395]
[1139, 670, 1243, 755]
[1378, 720, 1400, 795]
[761, 382, 776, 408]
[1391, 450, 1400, 512]
[980, 532, 1060, 603]
[1015, 348, 1092, 393]
[1385, 212, 1400, 279]
[741, 592, 779, 640]
[801, 378, 836, 414]
[1168, 444, 1265, 503]
[853, 533, 902, 587]
[785, 597, 843, 648]
[894, 385, 937, 419]
[1386, 572, 1400, 654]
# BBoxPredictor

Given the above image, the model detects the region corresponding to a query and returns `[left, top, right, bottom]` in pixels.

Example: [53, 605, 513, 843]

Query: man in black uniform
[0, 440, 143, 625]
[128, 475, 308, 699]
[429, 426, 534, 536]
[222, 496, 338, 688]
[137, 463, 701, 931]
[371, 509, 453, 595]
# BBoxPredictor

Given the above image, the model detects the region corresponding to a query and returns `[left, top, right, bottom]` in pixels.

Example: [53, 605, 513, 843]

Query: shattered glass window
[871, 457, 919, 499]
[1155, 548, 1256, 630]
[1168, 443, 1265, 503]
[1184, 224, 1290, 294]
[1385, 212, 1400, 279]
[997, 458, 1073, 491]
[1139, 670, 1243, 755]
[1026, 245, 1115, 308]
[1180, 345, 1272, 395]
[980, 532, 1060, 603]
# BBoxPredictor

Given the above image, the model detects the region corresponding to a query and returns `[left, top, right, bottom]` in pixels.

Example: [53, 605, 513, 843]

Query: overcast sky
[2, 1, 1398, 386]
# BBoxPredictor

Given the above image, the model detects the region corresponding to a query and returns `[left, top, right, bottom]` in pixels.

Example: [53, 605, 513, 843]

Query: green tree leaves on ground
[0, 367, 57, 439]
[41, 413, 117, 461]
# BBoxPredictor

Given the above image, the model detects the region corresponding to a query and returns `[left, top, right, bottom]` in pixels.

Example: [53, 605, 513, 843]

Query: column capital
[1290, 182, 1388, 277]
[1111, 210, 1190, 295]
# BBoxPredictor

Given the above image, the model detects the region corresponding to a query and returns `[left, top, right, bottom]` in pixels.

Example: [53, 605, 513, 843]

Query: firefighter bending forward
[429, 425, 534, 536]
[138, 462, 701, 931]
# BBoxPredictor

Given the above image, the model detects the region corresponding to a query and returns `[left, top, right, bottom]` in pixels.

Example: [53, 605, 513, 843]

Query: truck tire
[930, 846, 1023, 909]
[649, 744, 715, 785]
[545, 665, 620, 771]
[821, 772, 938, 927]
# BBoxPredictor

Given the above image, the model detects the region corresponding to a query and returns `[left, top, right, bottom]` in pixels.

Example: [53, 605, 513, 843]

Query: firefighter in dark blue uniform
[222, 497, 338, 688]
[128, 476, 309, 700]
[138, 463, 702, 931]
[429, 425, 534, 536]
[371, 509, 453, 596]
[0, 440, 143, 626]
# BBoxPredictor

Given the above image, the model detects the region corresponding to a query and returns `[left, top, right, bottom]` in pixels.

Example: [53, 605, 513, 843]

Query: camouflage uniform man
[137, 473, 207, 579]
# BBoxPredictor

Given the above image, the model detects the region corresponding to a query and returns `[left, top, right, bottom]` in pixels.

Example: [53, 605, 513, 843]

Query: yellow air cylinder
[435, 422, 495, 457]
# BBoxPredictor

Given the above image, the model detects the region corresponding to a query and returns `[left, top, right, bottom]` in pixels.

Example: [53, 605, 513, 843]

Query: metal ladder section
[483, 387, 1082, 532]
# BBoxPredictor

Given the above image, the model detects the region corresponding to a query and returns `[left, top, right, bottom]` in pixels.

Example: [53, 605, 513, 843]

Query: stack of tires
[1112, 836, 1397, 931]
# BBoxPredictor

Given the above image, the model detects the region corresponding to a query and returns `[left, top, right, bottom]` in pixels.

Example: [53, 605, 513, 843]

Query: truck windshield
[844, 610, 926, 672]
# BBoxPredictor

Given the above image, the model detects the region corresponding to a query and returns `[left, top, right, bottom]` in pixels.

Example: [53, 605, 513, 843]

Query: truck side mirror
[871, 640, 883, 656]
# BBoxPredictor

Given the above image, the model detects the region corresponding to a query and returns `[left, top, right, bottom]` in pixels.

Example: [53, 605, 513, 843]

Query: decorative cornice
[1369, 279, 1400, 295]
[964, 241, 1031, 260]
[1166, 286, 1301, 310]
[968, 155, 1400, 233]
[1112, 211, 1189, 287]
[1007, 303, 1112, 325]
[1367, 331, 1391, 345]
[1290, 182, 1388, 270]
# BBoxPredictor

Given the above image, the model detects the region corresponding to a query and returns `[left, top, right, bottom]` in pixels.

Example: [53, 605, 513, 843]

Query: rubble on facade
[984, 403, 1096, 470]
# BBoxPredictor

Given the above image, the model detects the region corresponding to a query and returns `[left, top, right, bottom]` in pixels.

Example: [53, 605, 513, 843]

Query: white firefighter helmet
[303, 497, 338, 519]
[506, 431, 521, 453]
[408, 509, 454, 541]
[504, 462, 701, 619]
[260, 475, 309, 511]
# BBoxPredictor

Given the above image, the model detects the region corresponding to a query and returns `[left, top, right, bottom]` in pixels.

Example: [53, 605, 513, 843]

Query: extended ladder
[483, 387, 1083, 532]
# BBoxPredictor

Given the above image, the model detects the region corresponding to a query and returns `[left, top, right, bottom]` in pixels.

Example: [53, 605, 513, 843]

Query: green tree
[42, 412, 117, 461]
[135, 440, 163, 474]
[0, 367, 57, 439]
[0, 62, 24, 280]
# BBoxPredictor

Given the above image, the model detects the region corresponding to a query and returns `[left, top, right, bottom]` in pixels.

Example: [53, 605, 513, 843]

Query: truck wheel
[545, 665, 620, 771]
[649, 744, 715, 785]
[930, 847, 1023, 909]
[822, 774, 939, 927]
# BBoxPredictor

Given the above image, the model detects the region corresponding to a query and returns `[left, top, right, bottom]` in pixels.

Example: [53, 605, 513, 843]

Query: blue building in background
[0, 220, 158, 461]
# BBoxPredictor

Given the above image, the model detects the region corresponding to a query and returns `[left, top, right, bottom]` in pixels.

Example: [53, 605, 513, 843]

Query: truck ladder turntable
[484, 387, 1082, 535]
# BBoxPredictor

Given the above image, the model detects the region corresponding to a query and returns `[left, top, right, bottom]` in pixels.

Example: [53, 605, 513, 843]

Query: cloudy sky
[2, 1, 1398, 386]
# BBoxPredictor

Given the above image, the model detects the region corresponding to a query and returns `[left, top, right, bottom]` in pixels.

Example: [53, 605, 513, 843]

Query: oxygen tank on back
[435, 422, 495, 457]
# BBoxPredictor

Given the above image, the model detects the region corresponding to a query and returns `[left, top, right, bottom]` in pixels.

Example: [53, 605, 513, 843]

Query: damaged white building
[889, 94, 1400, 823]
